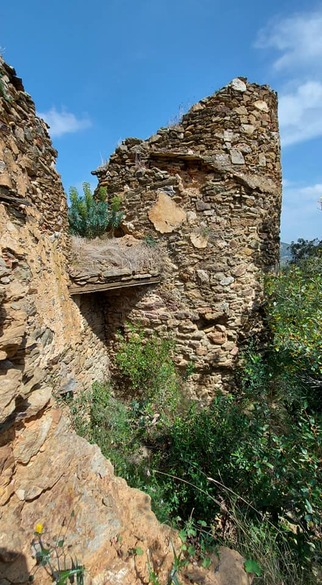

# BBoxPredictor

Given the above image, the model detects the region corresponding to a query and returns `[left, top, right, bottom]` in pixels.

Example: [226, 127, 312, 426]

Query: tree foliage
[290, 238, 322, 264]
[266, 252, 322, 385]
[67, 182, 123, 238]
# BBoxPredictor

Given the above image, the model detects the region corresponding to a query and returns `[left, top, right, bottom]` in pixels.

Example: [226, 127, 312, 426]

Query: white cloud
[281, 182, 322, 242]
[256, 9, 322, 146]
[38, 107, 91, 138]
[256, 10, 322, 72]
[256, 10, 322, 237]
[279, 81, 322, 145]
[289, 183, 322, 201]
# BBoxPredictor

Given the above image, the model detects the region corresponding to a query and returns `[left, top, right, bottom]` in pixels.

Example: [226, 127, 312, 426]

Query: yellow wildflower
[35, 523, 44, 534]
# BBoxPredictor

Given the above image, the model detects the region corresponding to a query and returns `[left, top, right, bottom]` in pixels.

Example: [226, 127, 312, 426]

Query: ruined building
[0, 55, 281, 584]
[90, 76, 281, 396]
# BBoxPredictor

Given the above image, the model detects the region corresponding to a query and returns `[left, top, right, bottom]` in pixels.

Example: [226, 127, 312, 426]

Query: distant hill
[280, 242, 291, 265]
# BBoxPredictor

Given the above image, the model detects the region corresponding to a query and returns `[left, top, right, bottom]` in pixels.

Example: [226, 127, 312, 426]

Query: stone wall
[93, 77, 282, 397]
[0, 57, 109, 421]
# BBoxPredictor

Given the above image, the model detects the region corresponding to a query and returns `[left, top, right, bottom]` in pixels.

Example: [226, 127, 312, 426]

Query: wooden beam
[69, 276, 160, 295]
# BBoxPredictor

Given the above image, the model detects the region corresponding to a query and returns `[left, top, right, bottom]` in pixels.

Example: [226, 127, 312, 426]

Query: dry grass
[70, 235, 162, 279]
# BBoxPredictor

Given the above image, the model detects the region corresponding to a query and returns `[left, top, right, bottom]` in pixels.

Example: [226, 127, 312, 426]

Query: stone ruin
[90, 76, 282, 397]
[0, 54, 281, 584]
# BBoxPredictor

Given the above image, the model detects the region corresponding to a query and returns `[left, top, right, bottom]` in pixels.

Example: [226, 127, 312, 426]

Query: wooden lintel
[69, 276, 160, 296]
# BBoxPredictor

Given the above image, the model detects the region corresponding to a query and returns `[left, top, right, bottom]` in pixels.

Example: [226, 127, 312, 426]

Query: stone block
[230, 78, 247, 92]
[148, 192, 186, 233]
[230, 149, 245, 165]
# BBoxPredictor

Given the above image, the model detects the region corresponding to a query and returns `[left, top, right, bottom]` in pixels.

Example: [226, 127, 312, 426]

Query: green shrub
[69, 315, 322, 583]
[67, 182, 123, 238]
[266, 254, 322, 387]
[115, 326, 179, 409]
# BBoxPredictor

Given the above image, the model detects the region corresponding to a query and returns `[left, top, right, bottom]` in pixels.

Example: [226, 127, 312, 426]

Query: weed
[167, 102, 190, 127]
[66, 387, 92, 438]
[197, 224, 212, 239]
[30, 516, 84, 585]
[128, 546, 144, 556]
[182, 361, 195, 381]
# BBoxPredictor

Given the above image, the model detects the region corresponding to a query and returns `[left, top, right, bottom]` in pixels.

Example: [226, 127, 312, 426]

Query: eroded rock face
[0, 58, 177, 585]
[0, 59, 112, 427]
[93, 77, 282, 397]
[0, 407, 179, 585]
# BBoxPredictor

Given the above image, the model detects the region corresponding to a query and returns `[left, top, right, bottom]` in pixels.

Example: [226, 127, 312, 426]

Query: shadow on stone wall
[103, 286, 153, 339]
[73, 292, 107, 346]
[0, 291, 30, 432]
[102, 285, 162, 394]
[0, 548, 30, 585]
[235, 211, 280, 346]
[74, 285, 157, 350]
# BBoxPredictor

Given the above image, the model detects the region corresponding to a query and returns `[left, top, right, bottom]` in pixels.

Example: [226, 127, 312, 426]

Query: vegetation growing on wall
[69, 245, 322, 585]
[68, 182, 123, 238]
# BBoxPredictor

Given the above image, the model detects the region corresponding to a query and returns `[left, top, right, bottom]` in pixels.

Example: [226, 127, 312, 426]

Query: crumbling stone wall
[93, 77, 282, 396]
[0, 58, 109, 419]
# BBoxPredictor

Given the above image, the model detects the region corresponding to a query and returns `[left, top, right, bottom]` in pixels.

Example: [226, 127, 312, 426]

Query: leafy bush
[115, 326, 179, 404]
[266, 253, 322, 410]
[71, 378, 321, 582]
[67, 182, 123, 238]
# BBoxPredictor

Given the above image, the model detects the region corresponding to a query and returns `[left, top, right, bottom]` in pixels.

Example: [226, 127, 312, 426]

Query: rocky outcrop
[0, 58, 182, 585]
[93, 77, 282, 397]
[0, 407, 179, 585]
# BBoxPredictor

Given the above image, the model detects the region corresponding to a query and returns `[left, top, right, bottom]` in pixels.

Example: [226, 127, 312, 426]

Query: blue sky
[1, 0, 322, 243]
